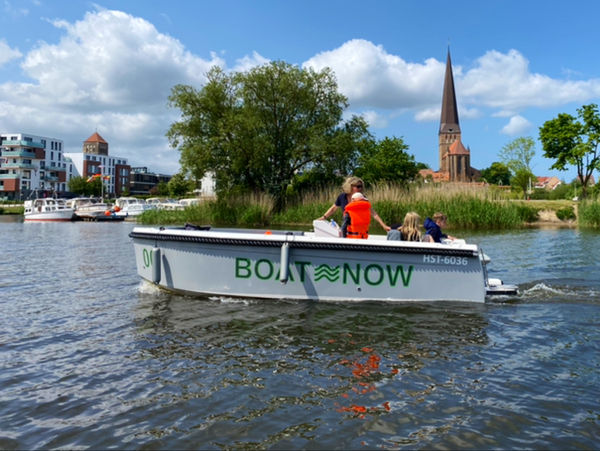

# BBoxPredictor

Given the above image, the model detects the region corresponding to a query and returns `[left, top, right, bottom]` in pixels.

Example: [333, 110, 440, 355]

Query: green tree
[479, 162, 511, 185]
[155, 181, 169, 196]
[510, 168, 536, 199]
[68, 176, 101, 196]
[539, 104, 600, 198]
[354, 136, 419, 184]
[167, 62, 371, 210]
[499, 136, 536, 175]
[167, 172, 194, 197]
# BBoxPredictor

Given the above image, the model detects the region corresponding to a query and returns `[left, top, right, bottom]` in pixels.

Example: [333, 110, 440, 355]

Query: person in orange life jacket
[317, 176, 390, 232]
[341, 192, 373, 239]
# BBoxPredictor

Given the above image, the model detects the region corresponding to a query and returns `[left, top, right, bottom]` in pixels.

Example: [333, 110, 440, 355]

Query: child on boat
[387, 211, 422, 241]
[341, 192, 371, 239]
[423, 212, 456, 243]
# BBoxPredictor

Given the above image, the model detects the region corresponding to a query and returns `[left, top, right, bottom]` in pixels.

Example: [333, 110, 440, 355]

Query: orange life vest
[344, 200, 371, 239]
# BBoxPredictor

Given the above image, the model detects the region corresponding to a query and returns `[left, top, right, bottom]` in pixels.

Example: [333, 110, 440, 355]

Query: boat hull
[130, 227, 486, 303]
[24, 213, 73, 222]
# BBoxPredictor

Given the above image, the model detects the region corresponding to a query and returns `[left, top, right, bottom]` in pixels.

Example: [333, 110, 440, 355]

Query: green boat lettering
[234, 257, 413, 287]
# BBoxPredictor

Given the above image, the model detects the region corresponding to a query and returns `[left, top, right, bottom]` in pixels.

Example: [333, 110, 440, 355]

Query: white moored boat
[130, 220, 517, 303]
[24, 198, 74, 222]
[114, 197, 150, 218]
[67, 197, 123, 221]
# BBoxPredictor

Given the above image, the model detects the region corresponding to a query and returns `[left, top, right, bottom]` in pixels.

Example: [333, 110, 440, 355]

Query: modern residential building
[64, 132, 131, 197]
[129, 167, 216, 197]
[0, 132, 70, 200]
[129, 167, 172, 195]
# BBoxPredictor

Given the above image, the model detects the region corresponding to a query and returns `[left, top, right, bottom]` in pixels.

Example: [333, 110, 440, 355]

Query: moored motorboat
[129, 220, 517, 303]
[114, 197, 150, 219]
[24, 198, 74, 222]
[67, 197, 123, 221]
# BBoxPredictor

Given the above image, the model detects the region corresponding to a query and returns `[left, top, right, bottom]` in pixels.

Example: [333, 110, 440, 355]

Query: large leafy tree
[499, 136, 536, 175]
[539, 104, 600, 198]
[167, 62, 371, 210]
[354, 136, 419, 184]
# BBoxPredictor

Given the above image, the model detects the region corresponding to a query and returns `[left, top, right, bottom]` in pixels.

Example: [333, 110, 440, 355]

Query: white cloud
[0, 39, 22, 65]
[303, 39, 444, 110]
[232, 51, 270, 73]
[304, 42, 600, 126]
[501, 115, 532, 135]
[0, 8, 232, 173]
[357, 110, 388, 128]
[461, 49, 600, 109]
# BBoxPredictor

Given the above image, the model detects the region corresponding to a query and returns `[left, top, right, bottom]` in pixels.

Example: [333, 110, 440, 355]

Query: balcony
[45, 164, 66, 172]
[43, 175, 59, 182]
[2, 140, 44, 149]
[2, 162, 37, 169]
[0, 174, 19, 179]
[1, 149, 37, 158]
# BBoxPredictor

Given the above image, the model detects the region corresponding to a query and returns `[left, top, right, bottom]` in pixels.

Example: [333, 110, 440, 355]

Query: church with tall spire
[422, 49, 478, 182]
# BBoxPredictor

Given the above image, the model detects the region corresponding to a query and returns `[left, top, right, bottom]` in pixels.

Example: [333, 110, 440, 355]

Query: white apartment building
[64, 132, 131, 197]
[0, 132, 71, 200]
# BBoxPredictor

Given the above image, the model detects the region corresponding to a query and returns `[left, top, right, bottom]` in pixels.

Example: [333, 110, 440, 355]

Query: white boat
[178, 198, 201, 208]
[67, 197, 122, 221]
[114, 197, 150, 218]
[24, 198, 74, 222]
[146, 198, 182, 210]
[129, 220, 517, 303]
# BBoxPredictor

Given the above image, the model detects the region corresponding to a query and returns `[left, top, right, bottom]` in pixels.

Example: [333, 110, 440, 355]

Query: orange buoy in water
[104, 210, 111, 216]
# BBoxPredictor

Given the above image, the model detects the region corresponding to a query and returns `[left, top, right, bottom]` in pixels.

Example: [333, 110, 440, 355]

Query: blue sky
[1, 0, 600, 181]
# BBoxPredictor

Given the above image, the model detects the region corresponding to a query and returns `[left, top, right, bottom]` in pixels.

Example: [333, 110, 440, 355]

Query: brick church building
[420, 50, 479, 182]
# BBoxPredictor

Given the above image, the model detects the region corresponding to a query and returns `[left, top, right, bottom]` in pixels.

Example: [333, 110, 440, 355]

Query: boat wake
[516, 281, 600, 304]
[137, 280, 164, 295]
[209, 296, 252, 305]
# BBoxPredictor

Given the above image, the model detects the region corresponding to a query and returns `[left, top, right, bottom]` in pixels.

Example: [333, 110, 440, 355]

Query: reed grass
[578, 201, 600, 227]
[139, 183, 543, 230]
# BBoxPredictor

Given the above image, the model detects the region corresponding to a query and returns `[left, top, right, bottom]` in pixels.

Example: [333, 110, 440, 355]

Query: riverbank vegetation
[0, 200, 24, 215]
[139, 184, 550, 231]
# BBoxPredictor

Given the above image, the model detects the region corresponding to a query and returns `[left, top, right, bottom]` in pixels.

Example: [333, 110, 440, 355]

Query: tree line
[71, 61, 600, 202]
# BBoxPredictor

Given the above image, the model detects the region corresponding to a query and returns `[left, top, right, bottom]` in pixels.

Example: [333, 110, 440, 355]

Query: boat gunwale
[129, 227, 479, 257]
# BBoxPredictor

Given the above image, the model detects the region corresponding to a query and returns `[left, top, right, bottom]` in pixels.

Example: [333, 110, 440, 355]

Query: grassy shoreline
[5, 185, 597, 228]
[137, 184, 597, 231]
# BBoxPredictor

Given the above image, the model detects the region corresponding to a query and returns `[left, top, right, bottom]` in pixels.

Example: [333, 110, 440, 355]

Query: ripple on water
[1, 223, 599, 448]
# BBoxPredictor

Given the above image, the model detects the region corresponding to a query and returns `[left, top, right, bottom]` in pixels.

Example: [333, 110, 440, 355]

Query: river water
[1, 218, 598, 449]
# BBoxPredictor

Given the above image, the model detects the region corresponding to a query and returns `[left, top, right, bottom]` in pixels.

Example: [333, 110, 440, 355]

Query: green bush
[556, 207, 576, 221]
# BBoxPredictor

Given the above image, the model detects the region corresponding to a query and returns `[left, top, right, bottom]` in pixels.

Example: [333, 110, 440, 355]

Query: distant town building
[535, 176, 562, 191]
[0, 132, 70, 200]
[64, 132, 131, 197]
[129, 167, 172, 195]
[420, 49, 479, 183]
[198, 172, 216, 198]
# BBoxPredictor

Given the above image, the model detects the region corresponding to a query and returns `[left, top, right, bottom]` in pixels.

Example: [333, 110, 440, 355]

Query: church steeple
[438, 48, 465, 175]
[439, 48, 460, 134]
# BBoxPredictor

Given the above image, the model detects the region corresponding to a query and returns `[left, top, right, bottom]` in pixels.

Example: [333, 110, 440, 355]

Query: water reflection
[128, 291, 492, 447]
